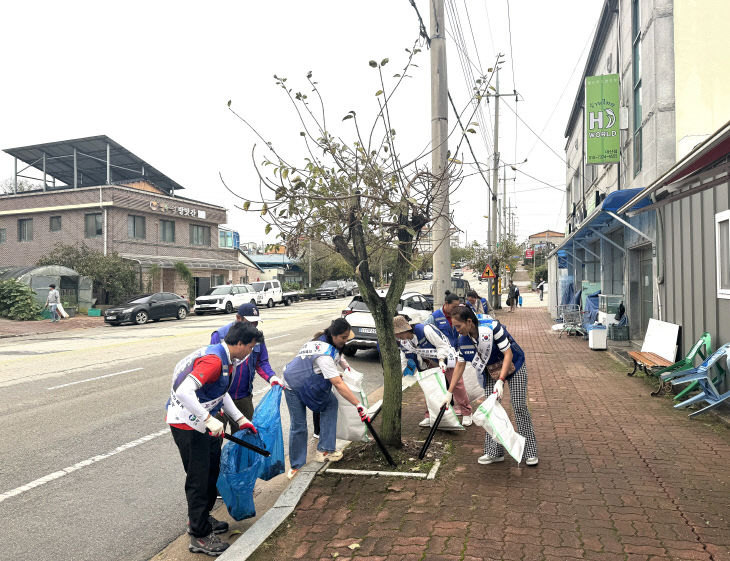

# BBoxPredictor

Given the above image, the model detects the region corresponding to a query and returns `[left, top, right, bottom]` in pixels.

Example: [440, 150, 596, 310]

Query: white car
[341, 290, 433, 356]
[252, 279, 283, 308]
[193, 284, 256, 315]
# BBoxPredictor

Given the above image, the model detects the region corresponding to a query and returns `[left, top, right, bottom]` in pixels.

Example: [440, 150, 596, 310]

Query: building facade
[0, 136, 256, 301]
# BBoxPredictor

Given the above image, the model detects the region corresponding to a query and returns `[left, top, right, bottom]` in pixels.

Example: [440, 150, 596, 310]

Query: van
[252, 280, 283, 308]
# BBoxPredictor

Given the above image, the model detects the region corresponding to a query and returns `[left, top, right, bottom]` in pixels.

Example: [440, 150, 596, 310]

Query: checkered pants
[483, 365, 538, 459]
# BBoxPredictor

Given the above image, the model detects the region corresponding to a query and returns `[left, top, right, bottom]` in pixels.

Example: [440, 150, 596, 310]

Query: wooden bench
[627, 319, 679, 380]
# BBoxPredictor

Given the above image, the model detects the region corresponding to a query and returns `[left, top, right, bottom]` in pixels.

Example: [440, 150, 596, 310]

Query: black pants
[171, 426, 221, 537]
[313, 411, 320, 436]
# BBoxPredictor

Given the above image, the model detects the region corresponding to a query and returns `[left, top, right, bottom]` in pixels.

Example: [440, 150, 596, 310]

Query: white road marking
[264, 334, 290, 341]
[0, 428, 169, 504]
[46, 368, 144, 390]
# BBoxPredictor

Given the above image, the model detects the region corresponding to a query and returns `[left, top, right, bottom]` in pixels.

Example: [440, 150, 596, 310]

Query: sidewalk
[244, 306, 730, 561]
[0, 315, 105, 338]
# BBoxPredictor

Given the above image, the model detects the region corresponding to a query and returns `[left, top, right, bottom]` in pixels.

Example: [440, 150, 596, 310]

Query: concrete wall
[674, 0, 730, 158]
[661, 176, 730, 391]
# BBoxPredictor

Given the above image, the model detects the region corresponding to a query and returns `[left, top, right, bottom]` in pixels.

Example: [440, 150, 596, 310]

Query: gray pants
[483, 365, 538, 460]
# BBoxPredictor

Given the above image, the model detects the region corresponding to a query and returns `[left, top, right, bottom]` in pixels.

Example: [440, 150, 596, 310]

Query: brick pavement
[0, 315, 105, 338]
[248, 307, 730, 561]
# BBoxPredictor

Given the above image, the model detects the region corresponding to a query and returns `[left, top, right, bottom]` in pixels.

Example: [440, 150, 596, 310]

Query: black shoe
[187, 516, 229, 535]
[189, 533, 229, 556]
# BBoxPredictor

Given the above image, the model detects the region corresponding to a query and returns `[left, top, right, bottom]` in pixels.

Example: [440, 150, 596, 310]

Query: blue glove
[403, 359, 417, 376]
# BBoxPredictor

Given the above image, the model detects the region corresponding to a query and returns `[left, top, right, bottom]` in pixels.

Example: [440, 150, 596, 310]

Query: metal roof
[248, 254, 299, 267]
[119, 254, 248, 270]
[4, 135, 185, 195]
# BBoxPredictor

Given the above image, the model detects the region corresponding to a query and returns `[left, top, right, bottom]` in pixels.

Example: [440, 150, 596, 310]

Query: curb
[218, 375, 420, 560]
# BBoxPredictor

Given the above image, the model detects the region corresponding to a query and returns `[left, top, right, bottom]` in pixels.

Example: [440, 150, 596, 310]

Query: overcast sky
[0, 0, 603, 246]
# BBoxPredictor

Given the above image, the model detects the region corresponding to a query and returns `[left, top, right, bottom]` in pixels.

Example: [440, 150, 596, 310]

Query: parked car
[193, 284, 256, 315]
[252, 279, 283, 308]
[453, 269, 464, 278]
[105, 292, 189, 326]
[316, 280, 347, 299]
[344, 280, 359, 296]
[341, 290, 433, 356]
[424, 277, 472, 308]
[422, 271, 433, 280]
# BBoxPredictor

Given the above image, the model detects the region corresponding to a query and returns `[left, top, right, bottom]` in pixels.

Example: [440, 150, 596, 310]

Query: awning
[550, 188, 652, 259]
[119, 254, 250, 271]
[616, 118, 730, 215]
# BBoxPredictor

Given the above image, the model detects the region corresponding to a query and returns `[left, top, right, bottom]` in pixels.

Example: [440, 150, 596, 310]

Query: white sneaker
[525, 456, 538, 466]
[315, 449, 343, 463]
[461, 415, 472, 427]
[477, 454, 504, 465]
[419, 417, 431, 427]
[312, 433, 320, 439]
[287, 468, 299, 479]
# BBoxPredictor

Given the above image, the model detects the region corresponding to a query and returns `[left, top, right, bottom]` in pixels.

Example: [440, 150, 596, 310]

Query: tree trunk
[370, 298, 402, 446]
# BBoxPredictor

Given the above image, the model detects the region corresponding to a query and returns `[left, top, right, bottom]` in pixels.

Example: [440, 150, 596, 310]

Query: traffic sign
[525, 249, 534, 259]
[481, 264, 496, 279]
[505, 265, 510, 272]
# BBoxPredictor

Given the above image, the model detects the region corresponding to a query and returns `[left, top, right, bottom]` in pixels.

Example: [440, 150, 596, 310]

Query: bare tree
[224, 41, 497, 445]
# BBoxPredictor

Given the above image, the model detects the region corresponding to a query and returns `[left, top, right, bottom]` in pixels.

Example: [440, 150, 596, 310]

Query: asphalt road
[0, 286, 434, 561]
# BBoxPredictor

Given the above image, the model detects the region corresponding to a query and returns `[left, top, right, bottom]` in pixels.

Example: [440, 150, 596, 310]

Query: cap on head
[237, 303, 262, 322]
[393, 315, 413, 334]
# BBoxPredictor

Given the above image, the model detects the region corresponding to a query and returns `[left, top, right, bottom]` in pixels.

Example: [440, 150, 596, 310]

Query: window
[219, 229, 234, 248]
[160, 219, 175, 243]
[632, 0, 643, 176]
[265, 282, 272, 290]
[211, 274, 224, 286]
[716, 210, 730, 299]
[0, 228, 5, 244]
[17, 218, 33, 242]
[85, 213, 103, 238]
[189, 224, 210, 246]
[50, 216, 62, 232]
[128, 215, 146, 239]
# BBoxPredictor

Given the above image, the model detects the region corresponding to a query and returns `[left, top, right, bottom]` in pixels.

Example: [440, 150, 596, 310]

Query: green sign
[585, 74, 620, 164]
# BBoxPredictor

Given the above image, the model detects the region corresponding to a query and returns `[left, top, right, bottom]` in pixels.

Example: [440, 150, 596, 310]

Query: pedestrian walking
[282, 318, 369, 480]
[45, 284, 60, 322]
[507, 281, 518, 312]
[537, 278, 545, 301]
[166, 322, 262, 556]
[424, 292, 473, 425]
[446, 305, 538, 466]
[392, 315, 461, 426]
[211, 303, 284, 432]
[466, 289, 490, 316]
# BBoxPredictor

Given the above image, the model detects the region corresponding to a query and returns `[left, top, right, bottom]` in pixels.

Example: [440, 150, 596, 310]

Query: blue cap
[237, 303, 262, 322]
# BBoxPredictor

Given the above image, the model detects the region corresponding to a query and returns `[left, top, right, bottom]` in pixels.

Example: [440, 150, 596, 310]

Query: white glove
[493, 379, 504, 400]
[438, 360, 446, 373]
[204, 415, 224, 437]
[436, 348, 449, 362]
[269, 375, 284, 387]
[440, 391, 453, 409]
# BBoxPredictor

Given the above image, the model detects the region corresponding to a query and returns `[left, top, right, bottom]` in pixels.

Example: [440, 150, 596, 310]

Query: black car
[316, 280, 347, 299]
[104, 292, 189, 326]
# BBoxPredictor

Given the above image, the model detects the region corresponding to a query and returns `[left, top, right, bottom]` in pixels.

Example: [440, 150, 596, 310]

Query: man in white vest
[166, 322, 262, 556]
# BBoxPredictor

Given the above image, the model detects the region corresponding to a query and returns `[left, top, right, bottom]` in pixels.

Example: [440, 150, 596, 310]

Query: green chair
[651, 332, 712, 397]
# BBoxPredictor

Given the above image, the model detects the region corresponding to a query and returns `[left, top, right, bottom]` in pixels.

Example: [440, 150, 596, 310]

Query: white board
[640, 319, 679, 362]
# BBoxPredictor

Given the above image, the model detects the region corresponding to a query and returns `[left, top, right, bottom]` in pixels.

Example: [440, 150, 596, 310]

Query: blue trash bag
[403, 359, 417, 376]
[217, 429, 264, 521]
[518, 295, 523, 307]
[251, 385, 285, 481]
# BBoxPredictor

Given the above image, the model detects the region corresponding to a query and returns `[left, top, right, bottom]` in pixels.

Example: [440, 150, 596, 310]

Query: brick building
[0, 136, 257, 300]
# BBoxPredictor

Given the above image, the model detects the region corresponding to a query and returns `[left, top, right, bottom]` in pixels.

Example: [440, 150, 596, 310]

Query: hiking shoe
[287, 468, 300, 480]
[477, 454, 504, 465]
[189, 533, 229, 556]
[461, 415, 473, 426]
[525, 456, 539, 466]
[419, 417, 431, 427]
[315, 449, 343, 462]
[187, 516, 229, 535]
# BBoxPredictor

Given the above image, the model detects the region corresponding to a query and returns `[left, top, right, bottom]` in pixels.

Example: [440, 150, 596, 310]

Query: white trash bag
[461, 363, 485, 403]
[472, 394, 525, 463]
[335, 368, 370, 442]
[415, 367, 464, 431]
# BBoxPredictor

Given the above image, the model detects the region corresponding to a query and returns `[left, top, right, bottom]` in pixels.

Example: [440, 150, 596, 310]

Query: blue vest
[428, 308, 459, 347]
[283, 337, 338, 412]
[457, 322, 525, 383]
[168, 343, 232, 417]
[412, 323, 436, 349]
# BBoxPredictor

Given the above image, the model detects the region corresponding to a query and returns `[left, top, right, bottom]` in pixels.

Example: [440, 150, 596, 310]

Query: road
[0, 282, 432, 561]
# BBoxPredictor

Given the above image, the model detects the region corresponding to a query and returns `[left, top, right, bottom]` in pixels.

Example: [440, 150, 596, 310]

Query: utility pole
[308, 238, 312, 288]
[502, 165, 507, 240]
[431, 0, 450, 308]
[490, 67, 500, 310]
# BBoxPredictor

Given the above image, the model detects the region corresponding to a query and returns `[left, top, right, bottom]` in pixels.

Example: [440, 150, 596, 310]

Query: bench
[627, 319, 679, 384]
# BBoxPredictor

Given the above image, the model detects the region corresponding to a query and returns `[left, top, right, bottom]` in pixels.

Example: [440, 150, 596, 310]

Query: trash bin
[588, 324, 607, 350]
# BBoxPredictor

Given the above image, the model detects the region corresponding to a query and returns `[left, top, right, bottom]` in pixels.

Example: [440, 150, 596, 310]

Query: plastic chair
[650, 332, 712, 397]
[671, 343, 730, 418]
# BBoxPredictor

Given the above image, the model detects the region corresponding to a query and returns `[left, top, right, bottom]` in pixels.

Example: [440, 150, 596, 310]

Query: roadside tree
[225, 43, 497, 445]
